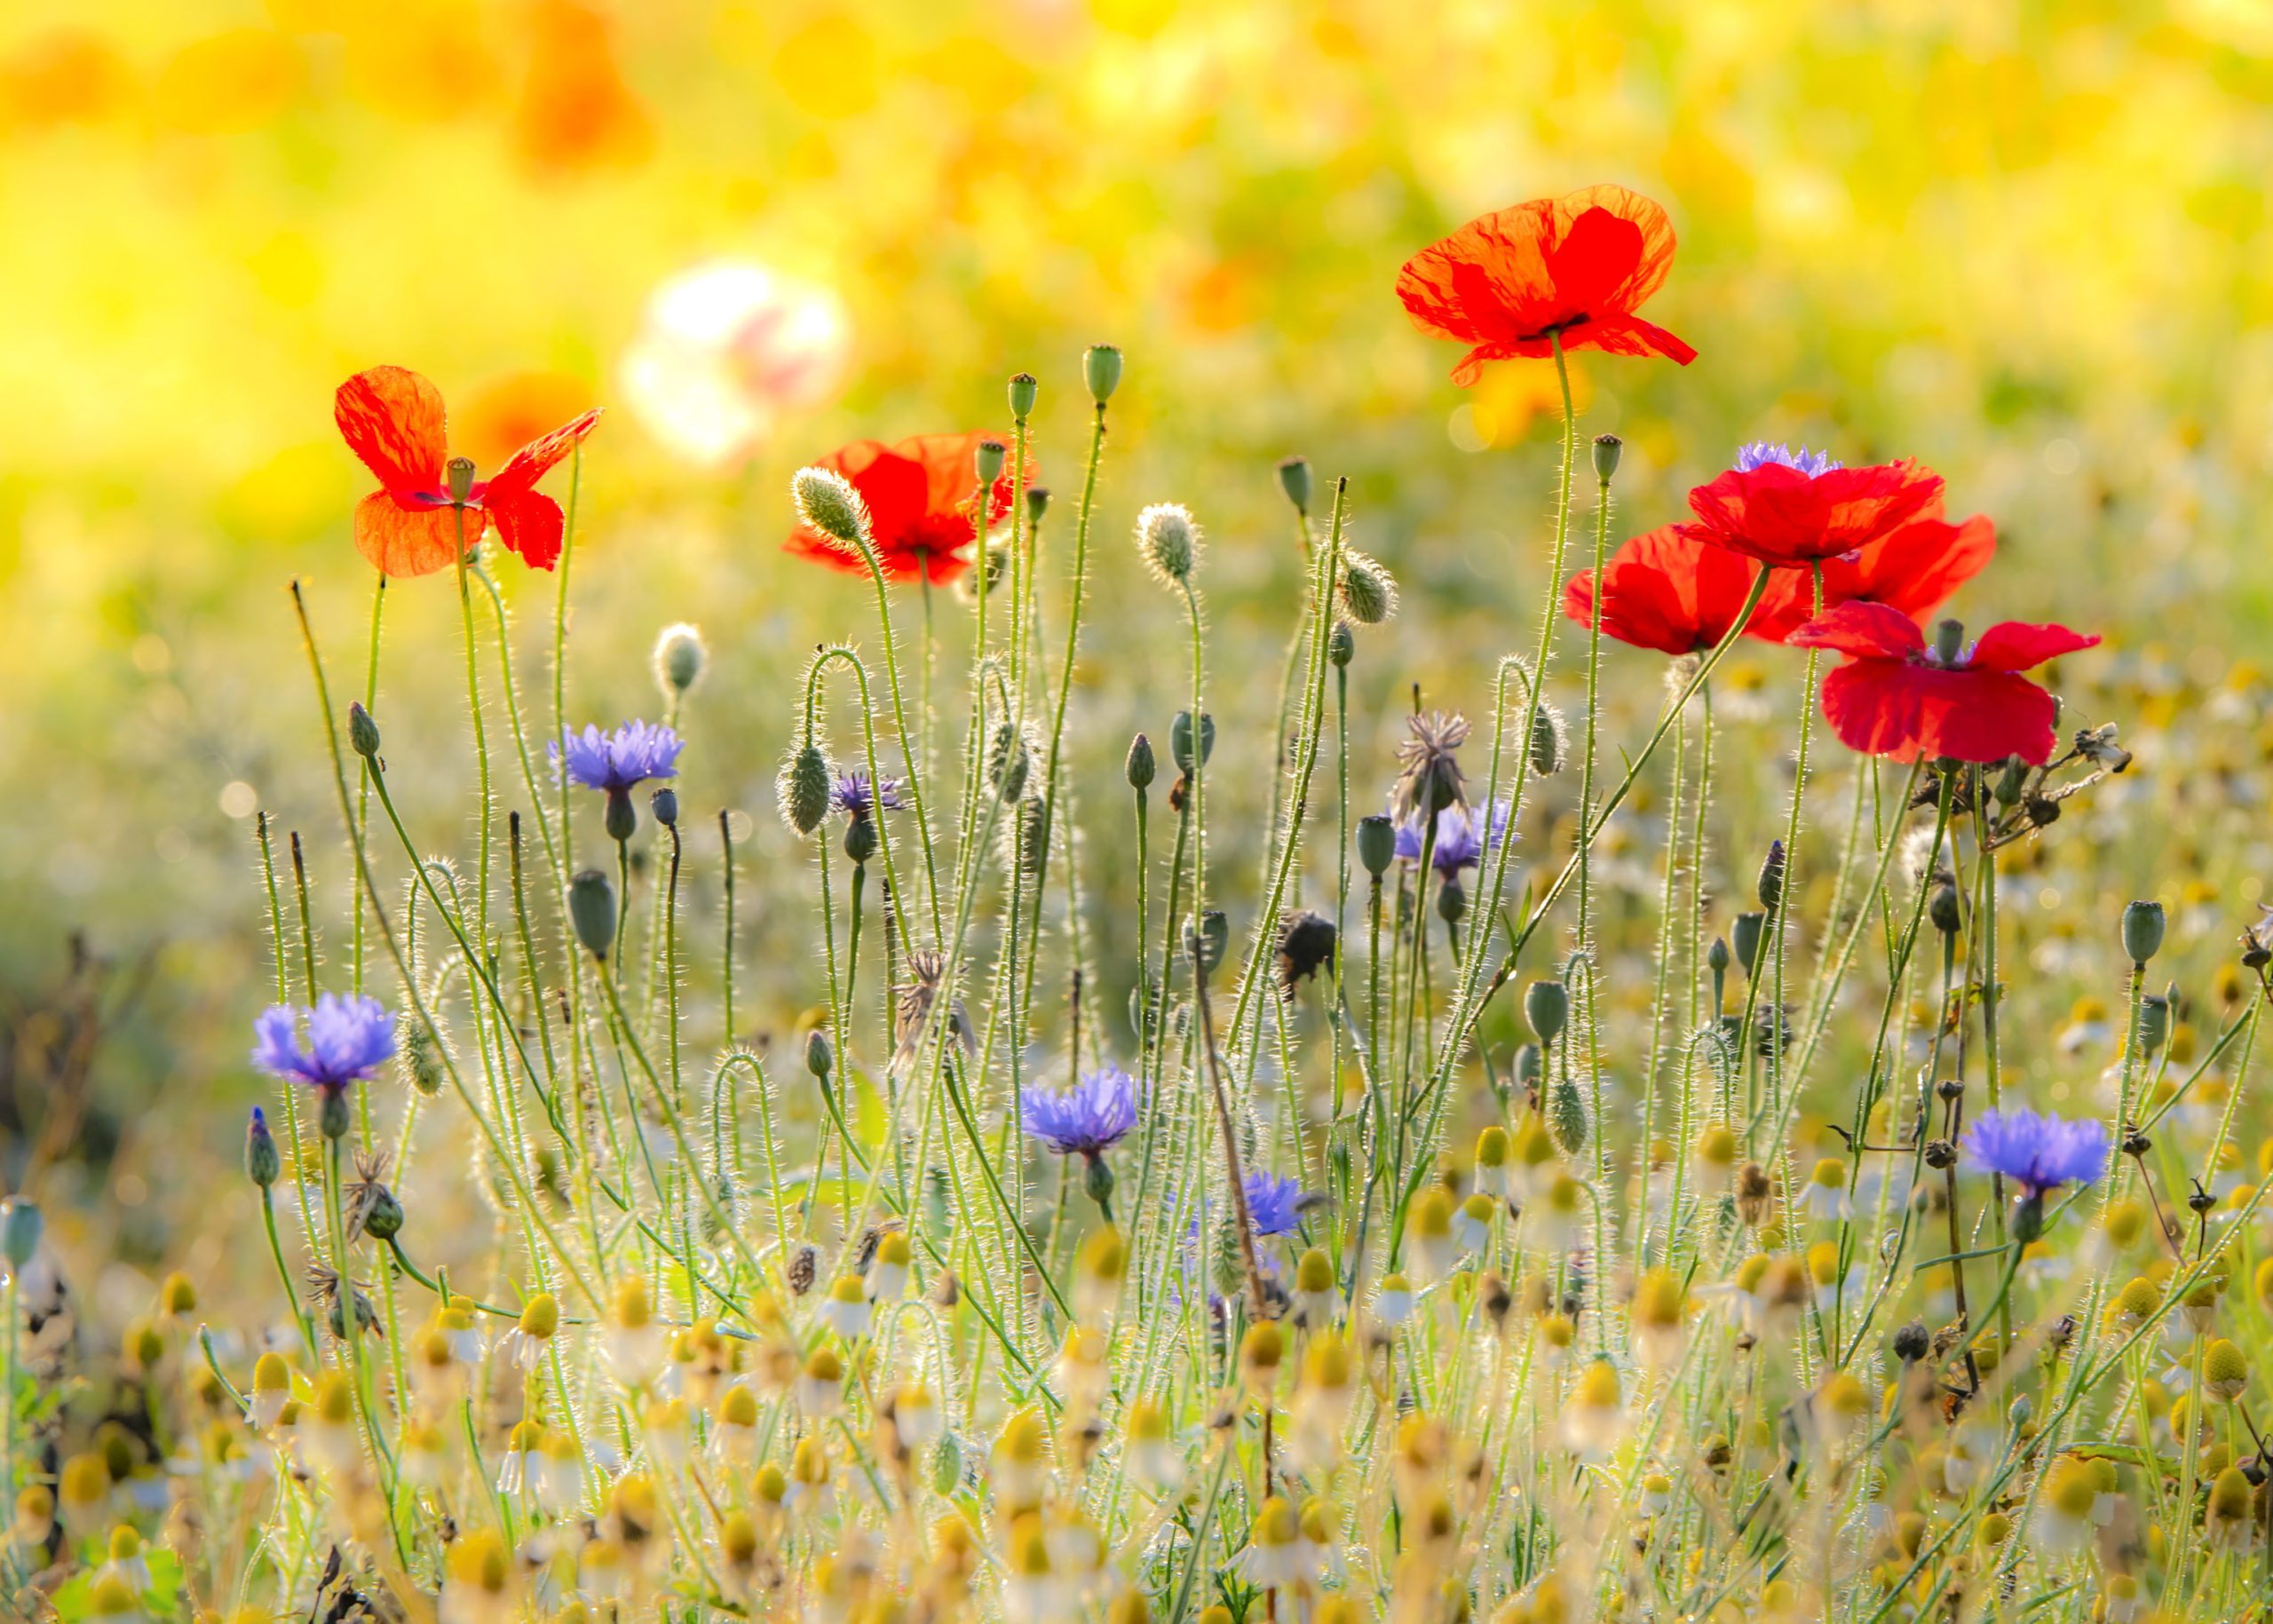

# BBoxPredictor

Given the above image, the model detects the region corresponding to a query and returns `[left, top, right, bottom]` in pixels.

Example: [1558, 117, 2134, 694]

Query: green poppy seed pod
[1327, 618, 1355, 668]
[1025, 487, 1049, 527]
[244, 1111, 279, 1189]
[1933, 618, 1966, 666]
[0, 1199, 41, 1270]
[1277, 456, 1312, 513]
[1009, 371, 1039, 419]
[792, 466, 870, 550]
[975, 438, 1007, 488]
[649, 787, 677, 828]
[1170, 710, 1216, 774]
[317, 1086, 352, 1141]
[568, 868, 616, 960]
[1756, 840, 1785, 913]
[361, 1184, 404, 1241]
[446, 456, 475, 504]
[1707, 936, 1731, 976]
[1549, 1076, 1588, 1155]
[1992, 754, 2027, 806]
[1338, 551, 1398, 625]
[1083, 1153, 1115, 1208]
[1356, 813, 1397, 877]
[804, 1027, 833, 1081]
[347, 701, 381, 761]
[2139, 994, 2170, 1056]
[2123, 899, 2166, 965]
[1188, 910, 1229, 975]
[1084, 344, 1122, 403]
[1136, 503, 1200, 585]
[1525, 979, 1568, 1046]
[1126, 733, 1156, 790]
[1436, 877, 1467, 925]
[843, 812, 878, 865]
[1591, 433, 1622, 480]
[653, 622, 707, 699]
[779, 742, 832, 834]
[604, 786, 638, 844]
[1513, 1042, 1542, 1089]
[1731, 912, 1767, 976]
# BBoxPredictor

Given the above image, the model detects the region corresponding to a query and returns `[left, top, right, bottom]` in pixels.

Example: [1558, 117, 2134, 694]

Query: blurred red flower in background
[1788, 602, 2097, 764]
[335, 365, 599, 575]
[1397, 185, 1697, 385]
[785, 433, 1031, 584]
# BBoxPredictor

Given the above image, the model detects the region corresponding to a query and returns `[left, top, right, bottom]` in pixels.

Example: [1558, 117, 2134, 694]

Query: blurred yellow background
[3, 0, 2269, 1208]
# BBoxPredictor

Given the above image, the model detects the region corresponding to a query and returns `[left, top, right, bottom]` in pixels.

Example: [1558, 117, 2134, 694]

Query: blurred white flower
[618, 259, 850, 467]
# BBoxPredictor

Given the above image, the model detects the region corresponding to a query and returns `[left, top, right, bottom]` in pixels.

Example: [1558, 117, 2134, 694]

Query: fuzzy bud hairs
[793, 466, 872, 554]
[1135, 502, 1201, 586]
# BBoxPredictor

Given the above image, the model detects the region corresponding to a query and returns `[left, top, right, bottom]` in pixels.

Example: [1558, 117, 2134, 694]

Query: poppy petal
[487, 489, 566, 570]
[1849, 513, 1996, 622]
[1573, 313, 1699, 365]
[352, 491, 470, 577]
[1820, 662, 2062, 764]
[485, 408, 604, 498]
[1789, 600, 1927, 661]
[1567, 526, 1765, 654]
[1968, 621, 2100, 674]
[336, 366, 450, 494]
[1541, 205, 1646, 313]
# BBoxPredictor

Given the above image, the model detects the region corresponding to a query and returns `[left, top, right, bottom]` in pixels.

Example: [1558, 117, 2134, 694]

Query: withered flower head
[1393, 709, 1470, 821]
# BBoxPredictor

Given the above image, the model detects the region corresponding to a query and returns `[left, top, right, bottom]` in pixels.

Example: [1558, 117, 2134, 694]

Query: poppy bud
[792, 466, 870, 550]
[1009, 372, 1039, 419]
[1170, 711, 1215, 774]
[2123, 900, 2166, 965]
[1357, 813, 1397, 877]
[843, 812, 877, 865]
[1016, 796, 1049, 874]
[1732, 912, 1766, 976]
[1933, 618, 1965, 665]
[1327, 619, 1355, 668]
[0, 1199, 41, 1270]
[650, 787, 677, 828]
[1525, 979, 1568, 1046]
[348, 701, 381, 761]
[1136, 503, 1200, 584]
[245, 1109, 279, 1189]
[779, 742, 832, 834]
[604, 786, 637, 844]
[1277, 456, 1311, 513]
[805, 1028, 833, 1081]
[1025, 487, 1049, 527]
[1126, 733, 1156, 790]
[975, 438, 1007, 488]
[1188, 910, 1229, 975]
[447, 456, 475, 504]
[1591, 433, 1622, 480]
[1756, 840, 1785, 912]
[1549, 1076, 1588, 1154]
[568, 868, 616, 959]
[1084, 344, 1122, 404]
[1339, 552, 1398, 625]
[1528, 705, 1566, 775]
[652, 622, 706, 699]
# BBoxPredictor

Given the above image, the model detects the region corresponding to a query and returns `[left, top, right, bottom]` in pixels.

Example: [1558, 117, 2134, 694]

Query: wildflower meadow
[7, 7, 2273, 1624]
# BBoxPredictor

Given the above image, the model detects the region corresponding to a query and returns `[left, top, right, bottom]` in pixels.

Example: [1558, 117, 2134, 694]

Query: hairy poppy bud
[1756, 840, 1785, 912]
[1277, 455, 1311, 513]
[1592, 433, 1622, 479]
[805, 1028, 833, 1081]
[1188, 911, 1229, 975]
[1327, 618, 1355, 668]
[792, 466, 870, 550]
[1136, 503, 1200, 585]
[447, 456, 475, 504]
[1525, 979, 1568, 1046]
[1549, 1076, 1588, 1154]
[347, 701, 381, 761]
[652, 622, 706, 699]
[568, 868, 616, 959]
[1731, 912, 1766, 976]
[1126, 733, 1156, 790]
[1083, 344, 1122, 404]
[650, 787, 677, 829]
[1338, 551, 1398, 625]
[245, 1109, 279, 1189]
[1170, 711, 1215, 774]
[0, 1199, 41, 1270]
[1357, 813, 1396, 877]
[779, 742, 831, 834]
[975, 438, 1007, 488]
[1009, 371, 1039, 419]
[1527, 705, 1566, 775]
[2123, 899, 2166, 965]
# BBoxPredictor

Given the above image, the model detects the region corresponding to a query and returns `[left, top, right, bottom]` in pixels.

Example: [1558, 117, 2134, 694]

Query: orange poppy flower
[1397, 185, 1697, 385]
[785, 433, 1030, 585]
[334, 366, 599, 576]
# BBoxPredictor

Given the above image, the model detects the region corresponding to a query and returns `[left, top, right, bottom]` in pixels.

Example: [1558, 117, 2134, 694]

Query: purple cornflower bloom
[1394, 799, 1511, 877]
[252, 993, 395, 1093]
[832, 772, 908, 819]
[1020, 1065, 1140, 1157]
[1735, 441, 1841, 477]
[1243, 1171, 1311, 1238]
[551, 720, 685, 794]
[1962, 1107, 2110, 1195]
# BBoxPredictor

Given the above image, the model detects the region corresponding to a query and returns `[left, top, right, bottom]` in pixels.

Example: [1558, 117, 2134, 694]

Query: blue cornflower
[831, 772, 909, 819]
[551, 720, 685, 795]
[1020, 1065, 1140, 1158]
[1734, 441, 1841, 478]
[1394, 799, 1511, 877]
[1962, 1108, 2110, 1195]
[1242, 1171, 1311, 1238]
[253, 994, 395, 1094]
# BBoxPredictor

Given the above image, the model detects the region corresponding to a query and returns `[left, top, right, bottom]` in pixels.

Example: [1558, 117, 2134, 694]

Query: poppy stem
[451, 503, 492, 941]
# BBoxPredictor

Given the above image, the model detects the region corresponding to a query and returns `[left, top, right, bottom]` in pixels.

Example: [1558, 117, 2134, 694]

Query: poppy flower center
[1920, 617, 1974, 669]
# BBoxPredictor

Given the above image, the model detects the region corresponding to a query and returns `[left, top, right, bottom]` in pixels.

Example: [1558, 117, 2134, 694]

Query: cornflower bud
[1083, 344, 1122, 404]
[1126, 733, 1156, 790]
[347, 701, 381, 760]
[805, 1027, 833, 1080]
[1756, 840, 1785, 912]
[567, 869, 615, 959]
[1277, 456, 1312, 512]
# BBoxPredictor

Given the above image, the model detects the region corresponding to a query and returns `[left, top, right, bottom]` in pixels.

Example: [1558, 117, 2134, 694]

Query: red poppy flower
[1396, 185, 1697, 386]
[335, 366, 600, 576]
[1680, 445, 1944, 569]
[1749, 511, 1997, 641]
[1564, 527, 1768, 656]
[1787, 601, 2099, 764]
[785, 433, 1030, 585]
